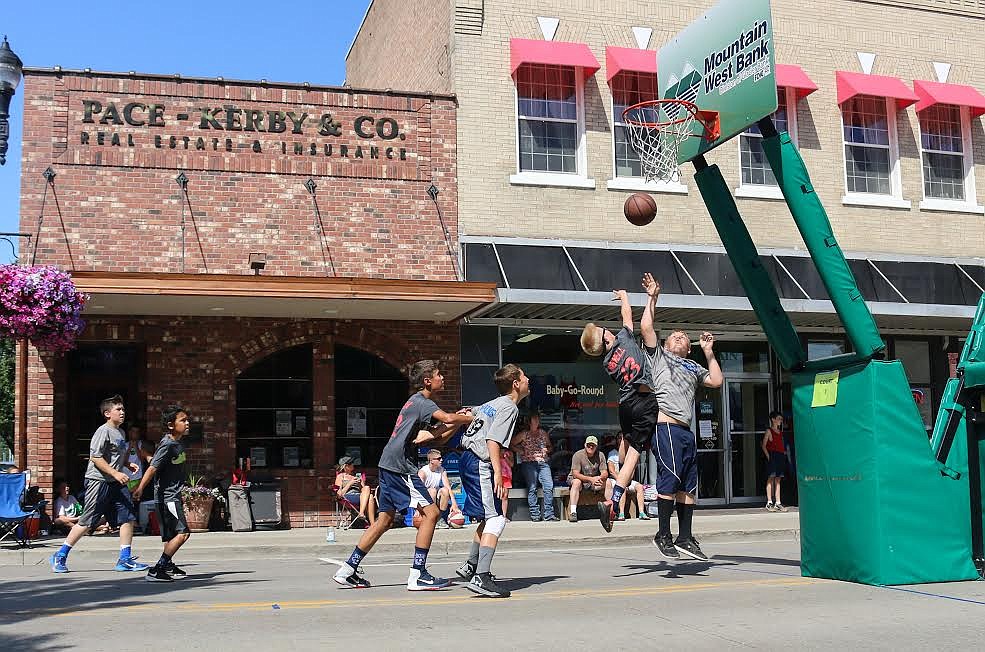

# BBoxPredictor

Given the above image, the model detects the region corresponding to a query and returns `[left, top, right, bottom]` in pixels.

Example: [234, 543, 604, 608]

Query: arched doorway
[334, 344, 408, 467]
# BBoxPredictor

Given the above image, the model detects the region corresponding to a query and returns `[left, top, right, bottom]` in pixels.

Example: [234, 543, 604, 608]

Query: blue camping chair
[0, 471, 46, 547]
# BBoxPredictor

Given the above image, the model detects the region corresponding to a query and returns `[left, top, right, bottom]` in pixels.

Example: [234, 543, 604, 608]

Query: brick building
[16, 69, 495, 527]
[348, 0, 985, 505]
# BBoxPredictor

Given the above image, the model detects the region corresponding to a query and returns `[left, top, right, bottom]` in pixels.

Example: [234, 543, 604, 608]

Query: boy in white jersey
[454, 364, 529, 598]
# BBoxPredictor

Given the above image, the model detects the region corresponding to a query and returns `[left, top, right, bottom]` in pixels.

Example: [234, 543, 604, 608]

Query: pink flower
[0, 265, 88, 353]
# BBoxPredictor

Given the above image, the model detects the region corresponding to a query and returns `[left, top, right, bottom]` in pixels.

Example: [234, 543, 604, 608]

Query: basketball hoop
[622, 100, 720, 183]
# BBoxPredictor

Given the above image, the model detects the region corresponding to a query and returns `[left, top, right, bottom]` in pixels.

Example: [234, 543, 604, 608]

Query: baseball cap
[338, 456, 355, 466]
[585, 436, 599, 446]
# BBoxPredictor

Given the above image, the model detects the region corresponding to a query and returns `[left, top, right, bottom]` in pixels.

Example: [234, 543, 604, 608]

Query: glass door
[725, 377, 771, 503]
[694, 385, 726, 504]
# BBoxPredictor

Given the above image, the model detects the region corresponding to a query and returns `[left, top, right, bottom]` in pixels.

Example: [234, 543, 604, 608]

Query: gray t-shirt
[84, 423, 127, 482]
[648, 346, 709, 427]
[460, 395, 519, 462]
[149, 435, 186, 501]
[378, 392, 440, 475]
[602, 327, 652, 403]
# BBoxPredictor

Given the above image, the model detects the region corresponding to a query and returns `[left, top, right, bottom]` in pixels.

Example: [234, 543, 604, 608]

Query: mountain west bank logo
[662, 64, 702, 119]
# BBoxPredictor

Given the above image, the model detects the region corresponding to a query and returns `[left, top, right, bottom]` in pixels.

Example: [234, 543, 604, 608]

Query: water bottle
[326, 526, 336, 543]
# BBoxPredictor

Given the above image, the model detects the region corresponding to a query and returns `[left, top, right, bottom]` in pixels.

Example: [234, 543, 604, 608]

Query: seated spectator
[123, 423, 155, 493]
[52, 479, 82, 535]
[418, 449, 462, 528]
[335, 457, 376, 527]
[567, 435, 610, 523]
[607, 433, 649, 521]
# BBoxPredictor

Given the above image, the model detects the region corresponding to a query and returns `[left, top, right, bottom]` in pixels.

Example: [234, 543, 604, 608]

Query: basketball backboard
[657, 0, 778, 164]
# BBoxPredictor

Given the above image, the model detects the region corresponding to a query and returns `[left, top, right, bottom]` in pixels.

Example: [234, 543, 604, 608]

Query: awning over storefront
[913, 79, 985, 118]
[73, 272, 497, 322]
[462, 237, 983, 333]
[775, 64, 818, 98]
[605, 46, 657, 82]
[510, 38, 600, 78]
[835, 70, 919, 109]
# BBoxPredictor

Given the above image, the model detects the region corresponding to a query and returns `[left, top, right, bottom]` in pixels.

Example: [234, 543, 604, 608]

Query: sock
[57, 543, 72, 558]
[412, 546, 429, 571]
[677, 503, 694, 542]
[346, 546, 367, 570]
[657, 498, 675, 537]
[157, 553, 172, 568]
[120, 545, 132, 560]
[476, 546, 496, 575]
[611, 484, 625, 506]
[468, 540, 480, 566]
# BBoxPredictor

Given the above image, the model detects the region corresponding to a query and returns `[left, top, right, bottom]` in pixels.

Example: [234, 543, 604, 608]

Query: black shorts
[618, 392, 659, 449]
[768, 451, 787, 478]
[157, 497, 190, 541]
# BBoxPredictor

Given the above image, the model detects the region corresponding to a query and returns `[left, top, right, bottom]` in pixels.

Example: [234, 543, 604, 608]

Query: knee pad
[484, 514, 507, 537]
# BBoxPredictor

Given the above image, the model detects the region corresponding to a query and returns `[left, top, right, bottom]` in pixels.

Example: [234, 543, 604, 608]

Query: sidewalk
[1, 508, 799, 567]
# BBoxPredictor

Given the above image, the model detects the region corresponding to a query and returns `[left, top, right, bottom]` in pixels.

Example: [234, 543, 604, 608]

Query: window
[738, 89, 790, 187]
[516, 63, 579, 174]
[918, 104, 979, 210]
[841, 95, 908, 206]
[236, 345, 313, 469]
[611, 71, 658, 179]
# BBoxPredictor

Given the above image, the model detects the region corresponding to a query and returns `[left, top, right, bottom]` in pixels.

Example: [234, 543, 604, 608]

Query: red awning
[913, 79, 985, 118]
[605, 46, 657, 82]
[836, 70, 919, 109]
[775, 64, 817, 98]
[510, 38, 600, 78]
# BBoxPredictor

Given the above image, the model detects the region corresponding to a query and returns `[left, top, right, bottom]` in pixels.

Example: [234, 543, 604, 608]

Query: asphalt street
[2, 537, 984, 650]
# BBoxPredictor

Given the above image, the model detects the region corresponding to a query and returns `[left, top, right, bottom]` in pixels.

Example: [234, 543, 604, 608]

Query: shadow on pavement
[0, 631, 73, 651]
[502, 575, 568, 590]
[0, 570, 259, 625]
[617, 561, 719, 578]
[712, 554, 801, 567]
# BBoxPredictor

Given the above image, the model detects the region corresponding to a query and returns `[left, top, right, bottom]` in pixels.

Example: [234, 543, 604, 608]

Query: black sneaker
[333, 564, 371, 589]
[164, 562, 186, 579]
[466, 572, 510, 598]
[674, 537, 709, 561]
[145, 566, 174, 583]
[652, 533, 679, 559]
[568, 512, 578, 523]
[456, 560, 476, 581]
[598, 500, 614, 533]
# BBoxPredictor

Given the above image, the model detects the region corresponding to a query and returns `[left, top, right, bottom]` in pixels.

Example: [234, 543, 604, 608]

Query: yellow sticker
[812, 370, 840, 407]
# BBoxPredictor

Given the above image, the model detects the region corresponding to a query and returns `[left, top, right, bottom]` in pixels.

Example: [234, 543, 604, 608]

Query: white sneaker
[407, 568, 451, 591]
[333, 563, 370, 588]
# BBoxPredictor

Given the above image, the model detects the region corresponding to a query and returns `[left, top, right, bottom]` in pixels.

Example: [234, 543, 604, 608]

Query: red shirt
[765, 428, 785, 453]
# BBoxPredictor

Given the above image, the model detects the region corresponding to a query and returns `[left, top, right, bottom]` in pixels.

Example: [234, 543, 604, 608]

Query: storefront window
[236, 345, 313, 469]
[893, 339, 932, 429]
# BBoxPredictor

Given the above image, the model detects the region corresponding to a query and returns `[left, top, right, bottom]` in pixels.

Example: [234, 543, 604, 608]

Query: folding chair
[0, 471, 47, 548]
[333, 475, 369, 530]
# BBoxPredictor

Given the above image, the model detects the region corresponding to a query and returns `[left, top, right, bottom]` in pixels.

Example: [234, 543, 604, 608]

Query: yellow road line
[38, 577, 814, 618]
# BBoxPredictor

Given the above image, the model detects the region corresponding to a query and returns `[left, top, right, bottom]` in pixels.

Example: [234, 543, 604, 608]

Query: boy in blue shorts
[580, 285, 658, 533]
[49, 395, 148, 574]
[132, 405, 191, 582]
[454, 364, 528, 598]
[333, 360, 474, 591]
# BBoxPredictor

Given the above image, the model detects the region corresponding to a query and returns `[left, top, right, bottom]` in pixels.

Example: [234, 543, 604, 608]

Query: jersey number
[618, 357, 641, 385]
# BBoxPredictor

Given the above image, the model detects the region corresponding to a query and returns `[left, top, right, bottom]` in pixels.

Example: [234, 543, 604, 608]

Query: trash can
[227, 484, 254, 532]
[249, 479, 283, 530]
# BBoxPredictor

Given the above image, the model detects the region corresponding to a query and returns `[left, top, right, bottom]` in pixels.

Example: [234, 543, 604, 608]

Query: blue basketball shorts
[652, 422, 698, 497]
[377, 468, 433, 515]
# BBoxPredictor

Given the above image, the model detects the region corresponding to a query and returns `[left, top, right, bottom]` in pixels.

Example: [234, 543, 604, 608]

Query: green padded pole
[760, 125, 885, 359]
[693, 158, 806, 370]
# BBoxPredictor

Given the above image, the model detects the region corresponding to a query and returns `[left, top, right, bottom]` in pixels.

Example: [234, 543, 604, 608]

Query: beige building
[348, 0, 985, 506]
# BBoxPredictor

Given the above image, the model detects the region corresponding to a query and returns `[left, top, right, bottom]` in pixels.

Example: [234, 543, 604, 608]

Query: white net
[623, 101, 698, 183]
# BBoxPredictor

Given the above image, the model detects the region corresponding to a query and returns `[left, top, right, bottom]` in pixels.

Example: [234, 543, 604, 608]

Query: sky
[0, 0, 372, 263]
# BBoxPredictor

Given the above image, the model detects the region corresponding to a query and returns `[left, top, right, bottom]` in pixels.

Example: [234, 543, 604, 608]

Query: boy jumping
[49, 395, 148, 574]
[580, 287, 658, 532]
[133, 405, 191, 582]
[333, 360, 474, 591]
[455, 364, 529, 598]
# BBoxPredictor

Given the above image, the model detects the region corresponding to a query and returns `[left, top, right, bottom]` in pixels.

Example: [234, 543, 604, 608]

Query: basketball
[448, 512, 466, 528]
[624, 192, 657, 226]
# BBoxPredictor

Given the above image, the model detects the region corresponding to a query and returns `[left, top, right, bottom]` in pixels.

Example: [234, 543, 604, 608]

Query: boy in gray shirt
[455, 364, 529, 598]
[49, 395, 148, 574]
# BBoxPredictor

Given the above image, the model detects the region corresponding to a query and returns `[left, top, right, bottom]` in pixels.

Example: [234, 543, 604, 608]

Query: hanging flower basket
[0, 265, 88, 353]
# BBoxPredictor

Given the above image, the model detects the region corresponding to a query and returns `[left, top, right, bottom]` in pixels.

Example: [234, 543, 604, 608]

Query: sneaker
[164, 562, 187, 579]
[674, 537, 709, 561]
[544, 515, 560, 522]
[115, 557, 149, 572]
[638, 512, 651, 520]
[435, 519, 450, 529]
[765, 502, 776, 512]
[145, 566, 174, 582]
[333, 563, 371, 589]
[775, 503, 788, 512]
[530, 516, 542, 522]
[616, 513, 626, 521]
[407, 568, 451, 591]
[598, 500, 615, 532]
[466, 572, 510, 598]
[49, 554, 69, 574]
[652, 533, 679, 560]
[456, 560, 476, 581]
[568, 512, 578, 523]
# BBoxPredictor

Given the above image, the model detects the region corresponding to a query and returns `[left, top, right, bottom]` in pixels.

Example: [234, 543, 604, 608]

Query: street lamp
[0, 36, 24, 166]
